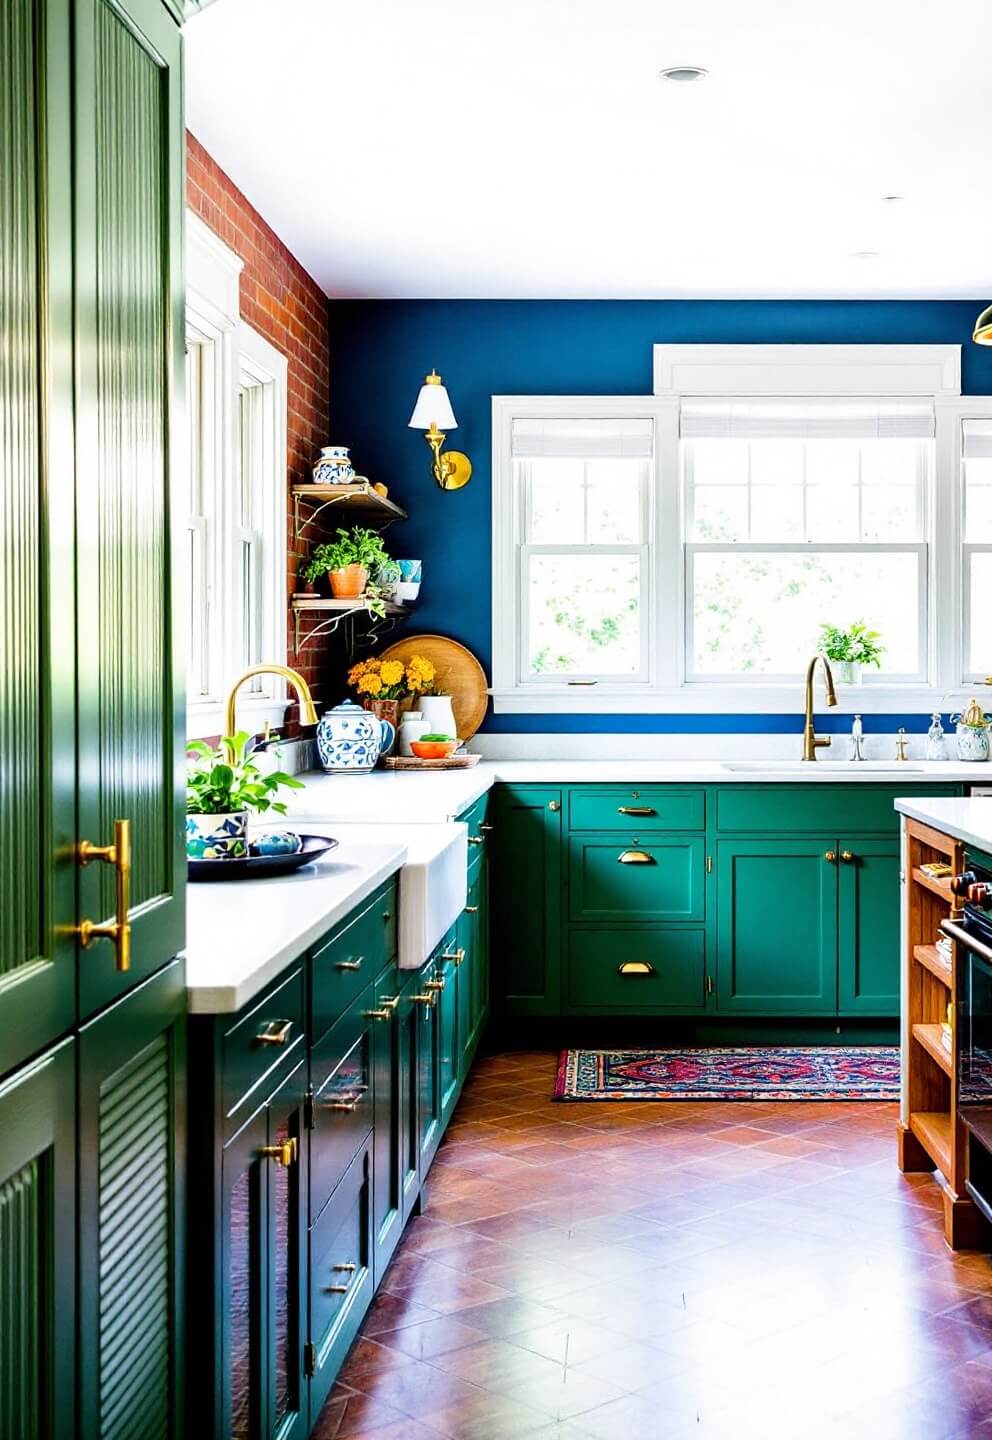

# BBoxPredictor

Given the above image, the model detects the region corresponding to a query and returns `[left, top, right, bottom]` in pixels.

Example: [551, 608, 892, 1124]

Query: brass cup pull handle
[259, 1137, 297, 1168]
[824, 851, 837, 863]
[256, 1019, 293, 1046]
[335, 957, 363, 971]
[618, 806, 657, 817]
[618, 850, 655, 865]
[440, 948, 466, 967]
[840, 850, 854, 863]
[77, 818, 132, 972]
[618, 961, 655, 976]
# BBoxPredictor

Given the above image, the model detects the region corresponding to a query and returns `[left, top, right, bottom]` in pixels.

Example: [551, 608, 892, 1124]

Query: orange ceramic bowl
[410, 738, 460, 760]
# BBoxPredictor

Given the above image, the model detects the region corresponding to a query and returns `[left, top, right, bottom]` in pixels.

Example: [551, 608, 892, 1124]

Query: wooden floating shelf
[913, 943, 952, 986]
[911, 867, 954, 903]
[291, 482, 407, 539]
[912, 1023, 953, 1078]
[290, 594, 410, 650]
[909, 1110, 952, 1177]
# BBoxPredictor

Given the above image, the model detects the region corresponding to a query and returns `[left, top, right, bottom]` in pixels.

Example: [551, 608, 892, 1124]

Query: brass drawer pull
[618, 850, 655, 865]
[618, 806, 657, 817]
[259, 1137, 297, 1168]
[425, 977, 446, 992]
[365, 1008, 393, 1022]
[479, 823, 494, 833]
[256, 1019, 293, 1046]
[77, 818, 132, 972]
[464, 905, 479, 914]
[468, 835, 485, 846]
[412, 992, 436, 1008]
[325, 1260, 357, 1293]
[324, 1086, 368, 1113]
[618, 961, 655, 976]
[335, 957, 363, 971]
[440, 948, 466, 967]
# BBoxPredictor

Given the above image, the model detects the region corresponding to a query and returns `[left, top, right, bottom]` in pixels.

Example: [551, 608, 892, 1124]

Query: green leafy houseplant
[817, 620, 884, 670]
[186, 731, 305, 817]
[301, 527, 391, 587]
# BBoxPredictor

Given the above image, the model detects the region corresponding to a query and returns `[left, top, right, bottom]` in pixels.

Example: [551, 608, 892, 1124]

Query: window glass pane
[966, 458, 992, 542]
[690, 440, 748, 487]
[805, 484, 859, 541]
[525, 460, 584, 544]
[691, 486, 748, 541]
[528, 553, 640, 676]
[750, 484, 803, 541]
[805, 440, 859, 490]
[691, 551, 919, 676]
[749, 440, 804, 487]
[970, 552, 992, 675]
[861, 439, 921, 489]
[585, 460, 642, 543]
[861, 485, 917, 541]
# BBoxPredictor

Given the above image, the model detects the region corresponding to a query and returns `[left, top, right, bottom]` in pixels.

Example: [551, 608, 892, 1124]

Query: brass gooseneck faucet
[802, 654, 838, 761]
[223, 664, 318, 741]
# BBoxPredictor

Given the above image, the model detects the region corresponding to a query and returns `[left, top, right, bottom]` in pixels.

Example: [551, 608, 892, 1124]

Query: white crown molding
[186, 208, 244, 333]
[653, 343, 962, 398]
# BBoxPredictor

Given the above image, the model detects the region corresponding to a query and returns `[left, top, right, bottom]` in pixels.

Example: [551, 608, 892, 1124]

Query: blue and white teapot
[316, 700, 395, 775]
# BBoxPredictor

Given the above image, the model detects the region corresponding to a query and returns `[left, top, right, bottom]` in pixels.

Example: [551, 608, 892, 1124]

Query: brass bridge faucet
[223, 664, 318, 744]
[802, 654, 838, 761]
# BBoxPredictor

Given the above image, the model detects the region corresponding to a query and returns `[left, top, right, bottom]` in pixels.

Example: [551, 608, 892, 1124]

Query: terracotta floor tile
[311, 1051, 992, 1440]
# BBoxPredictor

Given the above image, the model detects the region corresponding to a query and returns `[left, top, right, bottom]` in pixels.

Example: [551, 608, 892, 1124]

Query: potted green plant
[186, 731, 304, 859]
[817, 620, 884, 685]
[301, 526, 391, 601]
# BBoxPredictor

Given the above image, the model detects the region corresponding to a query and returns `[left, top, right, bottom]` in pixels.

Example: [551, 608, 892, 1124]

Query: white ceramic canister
[398, 710, 430, 756]
[418, 694, 457, 738]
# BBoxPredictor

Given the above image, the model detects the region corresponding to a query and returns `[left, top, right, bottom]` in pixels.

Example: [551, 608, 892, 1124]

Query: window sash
[962, 543, 992, 683]
[684, 541, 929, 683]
[518, 543, 651, 685]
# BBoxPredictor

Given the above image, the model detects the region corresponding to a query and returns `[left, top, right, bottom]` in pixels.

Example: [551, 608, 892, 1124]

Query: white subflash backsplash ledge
[469, 731, 953, 762]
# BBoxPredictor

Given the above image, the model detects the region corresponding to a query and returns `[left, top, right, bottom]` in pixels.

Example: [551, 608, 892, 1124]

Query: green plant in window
[817, 620, 884, 668]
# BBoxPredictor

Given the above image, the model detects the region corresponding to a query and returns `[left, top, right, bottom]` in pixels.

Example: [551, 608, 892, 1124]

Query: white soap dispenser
[925, 712, 946, 761]
[849, 714, 865, 762]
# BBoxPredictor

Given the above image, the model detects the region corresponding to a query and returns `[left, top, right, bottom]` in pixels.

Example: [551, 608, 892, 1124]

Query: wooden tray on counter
[381, 753, 481, 771]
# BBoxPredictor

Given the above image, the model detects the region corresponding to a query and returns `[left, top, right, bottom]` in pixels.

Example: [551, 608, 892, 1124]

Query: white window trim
[185, 211, 290, 740]
[493, 344, 990, 714]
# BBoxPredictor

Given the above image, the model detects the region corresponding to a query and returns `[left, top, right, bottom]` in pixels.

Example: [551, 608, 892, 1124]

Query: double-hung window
[493, 345, 992, 713]
[683, 399, 932, 682]
[185, 212, 288, 738]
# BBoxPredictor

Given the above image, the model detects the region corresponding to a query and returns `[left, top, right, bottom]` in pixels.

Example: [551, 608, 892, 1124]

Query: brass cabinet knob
[468, 835, 485, 845]
[464, 905, 479, 914]
[548, 800, 560, 812]
[258, 1137, 297, 1168]
[256, 1019, 293, 1046]
[840, 850, 854, 863]
[77, 817, 132, 972]
[824, 851, 837, 863]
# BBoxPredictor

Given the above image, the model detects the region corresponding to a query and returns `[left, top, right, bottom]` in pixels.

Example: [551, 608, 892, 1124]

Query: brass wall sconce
[408, 370, 472, 490]
[974, 305, 992, 345]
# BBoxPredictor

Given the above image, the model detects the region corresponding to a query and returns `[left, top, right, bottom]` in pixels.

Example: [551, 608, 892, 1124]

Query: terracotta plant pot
[328, 564, 368, 599]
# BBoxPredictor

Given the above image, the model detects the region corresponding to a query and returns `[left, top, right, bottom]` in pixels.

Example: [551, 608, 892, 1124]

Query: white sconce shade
[408, 371, 458, 431]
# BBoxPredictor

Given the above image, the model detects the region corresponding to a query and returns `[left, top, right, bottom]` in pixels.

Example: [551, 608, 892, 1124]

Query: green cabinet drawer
[568, 786, 705, 833]
[311, 880, 397, 1044]
[568, 929, 705, 1011]
[716, 783, 962, 834]
[221, 965, 305, 1138]
[569, 835, 705, 923]
[308, 1139, 373, 1425]
[310, 990, 375, 1222]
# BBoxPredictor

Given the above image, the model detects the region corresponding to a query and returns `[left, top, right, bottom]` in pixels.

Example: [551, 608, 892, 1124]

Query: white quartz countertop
[184, 838, 406, 1013]
[284, 759, 992, 825]
[894, 796, 992, 853]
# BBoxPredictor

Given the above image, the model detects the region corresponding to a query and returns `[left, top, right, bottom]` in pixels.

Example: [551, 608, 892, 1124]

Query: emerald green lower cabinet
[416, 959, 443, 1173]
[308, 1140, 372, 1424]
[492, 787, 562, 1015]
[569, 834, 705, 924]
[438, 940, 460, 1125]
[837, 838, 901, 1016]
[397, 976, 422, 1224]
[716, 839, 838, 1014]
[0, 1039, 76, 1440]
[568, 928, 706, 1011]
[371, 968, 404, 1283]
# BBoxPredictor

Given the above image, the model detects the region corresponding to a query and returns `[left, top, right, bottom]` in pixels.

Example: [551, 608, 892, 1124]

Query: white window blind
[680, 399, 935, 441]
[511, 416, 655, 459]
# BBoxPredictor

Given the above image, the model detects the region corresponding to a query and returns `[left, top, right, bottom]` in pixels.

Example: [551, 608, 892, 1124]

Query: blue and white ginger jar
[312, 445, 355, 486]
[316, 700, 395, 775]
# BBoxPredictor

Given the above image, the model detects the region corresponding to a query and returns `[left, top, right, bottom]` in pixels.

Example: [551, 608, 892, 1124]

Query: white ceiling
[185, 0, 992, 300]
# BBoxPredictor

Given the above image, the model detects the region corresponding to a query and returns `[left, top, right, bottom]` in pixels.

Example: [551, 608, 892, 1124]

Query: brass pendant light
[974, 305, 992, 345]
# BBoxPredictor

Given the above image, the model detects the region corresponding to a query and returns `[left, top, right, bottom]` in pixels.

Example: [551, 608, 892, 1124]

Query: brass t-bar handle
[77, 818, 131, 972]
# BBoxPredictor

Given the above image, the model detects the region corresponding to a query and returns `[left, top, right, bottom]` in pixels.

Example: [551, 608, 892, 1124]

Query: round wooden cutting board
[377, 634, 489, 740]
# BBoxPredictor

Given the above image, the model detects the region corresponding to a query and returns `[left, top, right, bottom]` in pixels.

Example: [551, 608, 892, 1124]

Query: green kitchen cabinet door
[371, 967, 403, 1283]
[492, 787, 563, 1016]
[262, 1062, 307, 1440]
[438, 945, 460, 1124]
[0, 1040, 75, 1440]
[716, 839, 838, 1015]
[838, 837, 901, 1016]
[0, 0, 77, 1078]
[470, 855, 491, 1050]
[77, 960, 186, 1440]
[73, 0, 186, 1020]
[398, 976, 422, 1223]
[415, 961, 443, 1176]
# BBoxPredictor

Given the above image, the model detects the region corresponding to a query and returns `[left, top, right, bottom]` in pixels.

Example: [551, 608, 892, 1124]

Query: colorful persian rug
[554, 1046, 900, 1102]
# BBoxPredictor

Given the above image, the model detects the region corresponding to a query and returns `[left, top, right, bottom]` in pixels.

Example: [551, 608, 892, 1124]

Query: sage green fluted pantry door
[0, 0, 77, 1079]
[73, 0, 186, 1021]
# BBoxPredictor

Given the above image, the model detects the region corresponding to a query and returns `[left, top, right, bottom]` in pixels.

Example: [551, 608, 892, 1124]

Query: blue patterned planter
[186, 810, 248, 859]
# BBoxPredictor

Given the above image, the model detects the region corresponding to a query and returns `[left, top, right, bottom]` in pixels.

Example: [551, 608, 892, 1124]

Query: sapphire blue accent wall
[327, 300, 992, 733]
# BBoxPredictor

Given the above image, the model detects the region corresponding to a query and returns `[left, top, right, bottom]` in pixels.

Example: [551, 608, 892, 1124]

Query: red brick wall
[185, 130, 331, 723]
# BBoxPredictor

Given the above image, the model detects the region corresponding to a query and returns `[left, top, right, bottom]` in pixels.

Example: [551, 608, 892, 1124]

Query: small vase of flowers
[347, 654, 437, 737]
[817, 620, 884, 686]
[186, 732, 304, 859]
